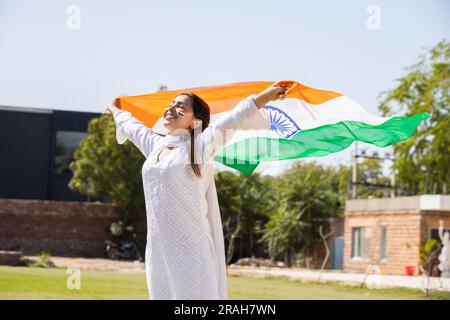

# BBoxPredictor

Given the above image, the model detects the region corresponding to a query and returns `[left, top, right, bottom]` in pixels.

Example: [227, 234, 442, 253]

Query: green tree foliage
[69, 114, 146, 217]
[378, 40, 449, 194]
[260, 162, 343, 266]
[260, 205, 309, 266]
[356, 158, 391, 198]
[338, 165, 350, 203]
[215, 171, 277, 263]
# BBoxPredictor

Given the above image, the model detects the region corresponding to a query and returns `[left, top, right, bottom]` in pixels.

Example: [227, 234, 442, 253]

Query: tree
[378, 40, 449, 195]
[260, 204, 310, 267]
[215, 171, 243, 264]
[215, 171, 276, 264]
[357, 158, 390, 198]
[260, 162, 342, 266]
[338, 165, 351, 203]
[68, 114, 146, 218]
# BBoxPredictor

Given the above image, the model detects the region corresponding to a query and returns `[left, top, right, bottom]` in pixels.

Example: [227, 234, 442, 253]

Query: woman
[105, 83, 289, 299]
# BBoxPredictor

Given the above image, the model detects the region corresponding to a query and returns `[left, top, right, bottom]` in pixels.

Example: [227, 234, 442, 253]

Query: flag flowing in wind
[116, 80, 429, 176]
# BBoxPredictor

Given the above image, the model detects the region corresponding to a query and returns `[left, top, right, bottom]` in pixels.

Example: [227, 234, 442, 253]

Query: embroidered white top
[113, 94, 270, 299]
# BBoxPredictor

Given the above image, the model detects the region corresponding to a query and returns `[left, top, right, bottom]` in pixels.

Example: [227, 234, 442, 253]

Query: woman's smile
[164, 109, 179, 120]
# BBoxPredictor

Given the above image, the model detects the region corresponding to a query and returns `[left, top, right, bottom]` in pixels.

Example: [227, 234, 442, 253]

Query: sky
[1, 0, 449, 175]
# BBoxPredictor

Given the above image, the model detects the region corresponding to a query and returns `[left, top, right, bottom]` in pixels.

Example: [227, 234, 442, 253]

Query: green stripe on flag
[214, 113, 430, 176]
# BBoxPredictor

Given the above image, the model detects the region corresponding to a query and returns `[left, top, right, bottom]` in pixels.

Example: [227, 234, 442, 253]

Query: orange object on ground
[405, 265, 415, 276]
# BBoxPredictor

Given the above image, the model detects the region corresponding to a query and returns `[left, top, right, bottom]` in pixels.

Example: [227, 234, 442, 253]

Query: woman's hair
[179, 93, 210, 178]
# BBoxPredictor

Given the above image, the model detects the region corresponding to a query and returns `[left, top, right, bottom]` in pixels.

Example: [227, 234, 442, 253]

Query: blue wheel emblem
[263, 105, 301, 139]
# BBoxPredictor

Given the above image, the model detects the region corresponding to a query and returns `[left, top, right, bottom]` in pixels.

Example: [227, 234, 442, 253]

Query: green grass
[0, 266, 448, 300]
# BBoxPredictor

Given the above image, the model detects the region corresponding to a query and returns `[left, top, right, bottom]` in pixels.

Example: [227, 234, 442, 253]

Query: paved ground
[25, 256, 145, 272]
[227, 265, 450, 292]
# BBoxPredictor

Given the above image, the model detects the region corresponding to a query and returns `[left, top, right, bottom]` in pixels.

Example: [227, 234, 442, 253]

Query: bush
[30, 252, 55, 268]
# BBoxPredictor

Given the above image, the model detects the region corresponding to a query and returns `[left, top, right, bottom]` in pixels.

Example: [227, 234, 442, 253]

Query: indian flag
[116, 81, 429, 176]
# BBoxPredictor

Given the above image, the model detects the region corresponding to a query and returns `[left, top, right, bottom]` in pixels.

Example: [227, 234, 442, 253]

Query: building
[0, 105, 100, 201]
[343, 195, 450, 275]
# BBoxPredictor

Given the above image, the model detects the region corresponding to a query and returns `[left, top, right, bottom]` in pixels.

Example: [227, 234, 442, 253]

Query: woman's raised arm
[105, 99, 161, 158]
[199, 83, 290, 162]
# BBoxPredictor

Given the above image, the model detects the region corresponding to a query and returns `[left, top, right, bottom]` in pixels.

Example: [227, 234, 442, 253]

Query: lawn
[0, 266, 448, 300]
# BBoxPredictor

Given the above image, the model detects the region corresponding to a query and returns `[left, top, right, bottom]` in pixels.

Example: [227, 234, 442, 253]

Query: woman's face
[163, 95, 197, 133]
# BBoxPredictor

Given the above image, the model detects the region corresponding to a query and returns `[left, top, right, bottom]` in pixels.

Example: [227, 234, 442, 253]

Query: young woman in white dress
[105, 83, 289, 300]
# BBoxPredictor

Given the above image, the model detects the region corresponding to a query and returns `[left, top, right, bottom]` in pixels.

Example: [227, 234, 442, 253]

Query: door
[332, 236, 344, 270]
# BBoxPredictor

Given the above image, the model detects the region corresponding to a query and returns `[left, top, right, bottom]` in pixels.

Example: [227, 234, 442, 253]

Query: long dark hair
[179, 93, 210, 178]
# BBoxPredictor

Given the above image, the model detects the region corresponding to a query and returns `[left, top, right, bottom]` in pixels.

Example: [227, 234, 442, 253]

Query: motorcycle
[105, 240, 143, 262]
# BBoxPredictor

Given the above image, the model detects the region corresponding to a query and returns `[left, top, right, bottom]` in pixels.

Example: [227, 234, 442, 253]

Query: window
[352, 227, 372, 258]
[352, 228, 361, 258]
[430, 228, 450, 243]
[379, 226, 387, 260]
[54, 131, 87, 174]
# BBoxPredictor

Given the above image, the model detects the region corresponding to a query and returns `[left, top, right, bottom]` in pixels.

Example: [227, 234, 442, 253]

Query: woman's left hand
[264, 83, 291, 100]
[253, 82, 293, 109]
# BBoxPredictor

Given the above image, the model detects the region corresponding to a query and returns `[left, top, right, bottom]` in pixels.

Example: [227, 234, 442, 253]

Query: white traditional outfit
[113, 94, 270, 299]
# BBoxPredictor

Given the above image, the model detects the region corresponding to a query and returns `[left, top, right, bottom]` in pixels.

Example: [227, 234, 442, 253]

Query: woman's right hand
[103, 98, 120, 115]
[103, 105, 112, 114]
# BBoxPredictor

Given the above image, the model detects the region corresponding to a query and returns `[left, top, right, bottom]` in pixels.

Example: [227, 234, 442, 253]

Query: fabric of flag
[116, 80, 429, 176]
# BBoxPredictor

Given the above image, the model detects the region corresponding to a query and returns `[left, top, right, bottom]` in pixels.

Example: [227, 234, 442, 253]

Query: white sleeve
[200, 94, 271, 162]
[113, 110, 160, 158]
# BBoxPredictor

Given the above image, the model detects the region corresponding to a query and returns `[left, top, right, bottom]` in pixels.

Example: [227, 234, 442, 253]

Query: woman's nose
[165, 105, 176, 114]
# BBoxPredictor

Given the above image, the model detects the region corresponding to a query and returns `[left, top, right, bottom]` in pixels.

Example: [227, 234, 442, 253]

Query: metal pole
[390, 168, 395, 198]
[352, 142, 358, 199]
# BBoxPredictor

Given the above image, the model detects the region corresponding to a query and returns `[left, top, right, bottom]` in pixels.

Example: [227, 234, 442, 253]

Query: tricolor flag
[116, 81, 429, 176]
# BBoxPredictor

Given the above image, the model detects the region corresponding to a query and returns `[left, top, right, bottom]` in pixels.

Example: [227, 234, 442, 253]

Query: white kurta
[113, 94, 270, 300]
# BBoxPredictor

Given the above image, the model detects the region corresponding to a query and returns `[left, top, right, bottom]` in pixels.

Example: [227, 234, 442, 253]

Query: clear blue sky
[1, 0, 448, 173]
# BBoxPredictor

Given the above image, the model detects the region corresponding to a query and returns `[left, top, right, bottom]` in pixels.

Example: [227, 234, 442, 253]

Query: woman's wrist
[253, 91, 271, 109]
[105, 104, 121, 115]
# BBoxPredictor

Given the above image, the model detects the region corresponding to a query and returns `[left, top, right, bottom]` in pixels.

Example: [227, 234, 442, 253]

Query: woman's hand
[253, 82, 293, 109]
[103, 98, 121, 115]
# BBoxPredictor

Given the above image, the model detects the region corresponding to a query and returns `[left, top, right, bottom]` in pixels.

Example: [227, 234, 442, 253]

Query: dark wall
[50, 110, 98, 201]
[0, 109, 52, 200]
[0, 107, 100, 201]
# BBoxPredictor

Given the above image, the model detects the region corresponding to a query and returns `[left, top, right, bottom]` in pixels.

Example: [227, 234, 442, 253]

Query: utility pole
[390, 169, 396, 198]
[350, 143, 396, 199]
[352, 142, 358, 199]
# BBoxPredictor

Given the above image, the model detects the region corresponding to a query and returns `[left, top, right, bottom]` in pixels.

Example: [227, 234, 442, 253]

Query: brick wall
[343, 210, 422, 275]
[343, 209, 450, 275]
[0, 198, 146, 257]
